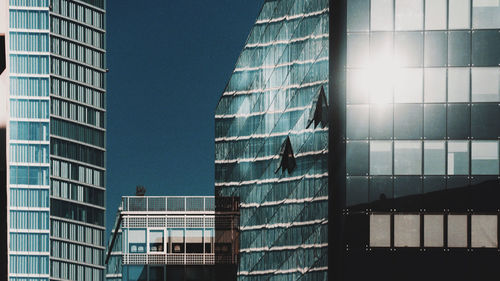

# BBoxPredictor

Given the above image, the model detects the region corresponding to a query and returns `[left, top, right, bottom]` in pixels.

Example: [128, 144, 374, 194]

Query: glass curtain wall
[49, 0, 106, 280]
[8, 0, 51, 280]
[215, 0, 329, 280]
[345, 0, 500, 207]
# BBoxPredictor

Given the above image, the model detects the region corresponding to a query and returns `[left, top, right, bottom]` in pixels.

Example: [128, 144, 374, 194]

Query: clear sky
[106, 1, 264, 232]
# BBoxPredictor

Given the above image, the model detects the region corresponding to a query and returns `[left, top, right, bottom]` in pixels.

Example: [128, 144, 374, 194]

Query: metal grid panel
[205, 217, 215, 228]
[148, 217, 166, 228]
[166, 217, 185, 228]
[167, 197, 185, 211]
[129, 197, 147, 211]
[186, 197, 204, 211]
[128, 217, 147, 228]
[186, 217, 204, 228]
[148, 197, 166, 211]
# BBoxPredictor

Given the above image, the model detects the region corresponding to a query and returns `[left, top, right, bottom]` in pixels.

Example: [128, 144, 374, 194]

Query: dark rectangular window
[0, 35, 5, 74]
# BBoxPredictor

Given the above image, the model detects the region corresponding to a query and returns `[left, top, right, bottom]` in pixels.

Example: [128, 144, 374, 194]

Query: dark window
[347, 141, 369, 176]
[0, 35, 5, 74]
[472, 30, 500, 66]
[448, 31, 471, 67]
[447, 104, 471, 139]
[347, 176, 369, 206]
[425, 31, 447, 67]
[471, 103, 500, 139]
[424, 104, 446, 139]
[369, 176, 393, 202]
[370, 104, 393, 139]
[347, 105, 369, 139]
[394, 104, 423, 139]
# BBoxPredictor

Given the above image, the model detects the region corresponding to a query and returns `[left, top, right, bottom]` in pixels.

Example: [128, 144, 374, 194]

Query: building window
[0, 35, 5, 74]
[472, 0, 500, 29]
[128, 229, 146, 253]
[424, 141, 446, 175]
[424, 68, 446, 102]
[370, 214, 391, 247]
[471, 67, 500, 102]
[448, 215, 468, 248]
[204, 229, 214, 253]
[371, 0, 394, 31]
[424, 215, 444, 247]
[394, 141, 422, 175]
[149, 230, 164, 252]
[394, 214, 420, 247]
[170, 229, 184, 253]
[425, 0, 447, 30]
[471, 141, 499, 175]
[370, 141, 393, 175]
[471, 215, 498, 248]
[448, 68, 470, 102]
[449, 0, 471, 29]
[448, 141, 470, 175]
[186, 229, 204, 253]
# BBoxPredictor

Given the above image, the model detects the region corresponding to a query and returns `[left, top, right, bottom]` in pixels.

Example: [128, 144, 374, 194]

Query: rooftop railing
[122, 196, 215, 212]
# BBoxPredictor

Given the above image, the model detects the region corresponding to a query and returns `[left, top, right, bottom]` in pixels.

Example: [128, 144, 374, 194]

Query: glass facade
[6, 0, 106, 280]
[215, 0, 329, 280]
[49, 0, 106, 280]
[8, 1, 51, 280]
[345, 0, 500, 206]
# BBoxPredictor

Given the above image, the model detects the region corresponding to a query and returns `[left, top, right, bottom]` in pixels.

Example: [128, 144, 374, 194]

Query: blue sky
[105, 1, 264, 232]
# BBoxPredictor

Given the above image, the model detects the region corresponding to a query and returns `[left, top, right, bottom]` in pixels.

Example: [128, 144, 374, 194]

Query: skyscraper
[4, 0, 107, 280]
[216, 0, 500, 280]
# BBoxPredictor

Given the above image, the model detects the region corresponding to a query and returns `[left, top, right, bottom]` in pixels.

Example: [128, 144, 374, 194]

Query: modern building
[215, 0, 500, 280]
[105, 195, 239, 281]
[3, 0, 107, 280]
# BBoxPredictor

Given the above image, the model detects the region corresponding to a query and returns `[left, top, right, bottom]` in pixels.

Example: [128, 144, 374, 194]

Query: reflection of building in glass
[4, 0, 107, 280]
[216, 0, 500, 280]
[106, 196, 238, 281]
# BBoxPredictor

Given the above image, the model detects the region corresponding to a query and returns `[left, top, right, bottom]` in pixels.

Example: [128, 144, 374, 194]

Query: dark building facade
[216, 0, 500, 280]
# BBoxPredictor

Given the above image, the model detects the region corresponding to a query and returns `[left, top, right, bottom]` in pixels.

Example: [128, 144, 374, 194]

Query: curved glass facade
[215, 0, 329, 280]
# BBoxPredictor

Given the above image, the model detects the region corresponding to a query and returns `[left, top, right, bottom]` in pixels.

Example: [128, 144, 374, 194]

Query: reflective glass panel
[471, 67, 500, 102]
[370, 104, 393, 139]
[425, 0, 447, 30]
[424, 141, 446, 175]
[471, 103, 500, 138]
[347, 0, 370, 32]
[448, 31, 471, 67]
[471, 141, 499, 175]
[370, 214, 391, 247]
[347, 69, 369, 104]
[371, 0, 394, 31]
[347, 141, 369, 176]
[370, 141, 393, 175]
[394, 104, 423, 139]
[347, 33, 369, 67]
[394, 214, 420, 247]
[448, 141, 469, 175]
[346, 176, 369, 206]
[447, 104, 471, 139]
[370, 32, 394, 66]
[472, 30, 500, 67]
[424, 104, 446, 139]
[369, 176, 393, 201]
[424, 31, 447, 67]
[471, 215, 498, 248]
[448, 215, 468, 248]
[395, 32, 423, 67]
[394, 141, 422, 175]
[424, 215, 444, 247]
[347, 105, 369, 139]
[472, 0, 500, 29]
[448, 68, 470, 102]
[449, 0, 471, 29]
[424, 68, 446, 102]
[395, 0, 423, 30]
[394, 176, 422, 197]
[394, 68, 423, 103]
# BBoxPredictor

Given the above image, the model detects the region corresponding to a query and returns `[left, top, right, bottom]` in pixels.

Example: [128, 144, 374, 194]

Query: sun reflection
[364, 55, 401, 104]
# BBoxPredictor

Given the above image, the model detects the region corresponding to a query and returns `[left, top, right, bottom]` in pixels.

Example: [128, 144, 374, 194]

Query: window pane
[370, 214, 391, 247]
[425, 31, 447, 67]
[448, 68, 470, 102]
[449, 0, 471, 29]
[471, 215, 498, 248]
[471, 103, 500, 139]
[371, 0, 394, 31]
[424, 215, 444, 247]
[425, 0, 447, 30]
[395, 32, 423, 67]
[447, 104, 471, 139]
[370, 141, 393, 175]
[347, 105, 369, 139]
[448, 215, 468, 248]
[394, 214, 420, 247]
[395, 0, 423, 30]
[394, 176, 422, 197]
[471, 67, 500, 102]
[347, 33, 369, 67]
[347, 69, 368, 104]
[424, 68, 446, 102]
[394, 68, 423, 103]
[370, 32, 394, 65]
[394, 104, 423, 139]
[149, 230, 164, 252]
[347, 0, 370, 32]
[370, 104, 393, 139]
[448, 31, 471, 67]
[424, 104, 446, 139]
[424, 141, 446, 175]
[473, 0, 500, 29]
[395, 141, 422, 175]
[448, 141, 469, 175]
[424, 176, 446, 193]
[370, 176, 393, 201]
[346, 176, 369, 206]
[128, 229, 146, 253]
[472, 30, 500, 67]
[471, 141, 499, 175]
[347, 141, 369, 176]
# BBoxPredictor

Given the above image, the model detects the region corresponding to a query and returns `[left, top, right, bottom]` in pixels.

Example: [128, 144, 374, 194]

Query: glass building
[105, 196, 235, 281]
[216, 0, 499, 280]
[3, 0, 107, 280]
